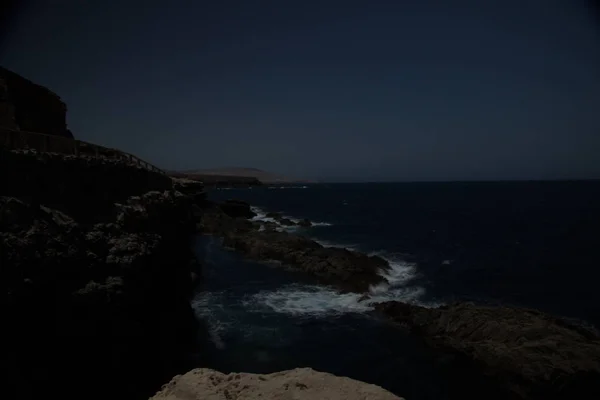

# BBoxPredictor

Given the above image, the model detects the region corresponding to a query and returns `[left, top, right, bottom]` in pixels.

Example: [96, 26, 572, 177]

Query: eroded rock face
[151, 368, 403, 400]
[375, 301, 600, 400]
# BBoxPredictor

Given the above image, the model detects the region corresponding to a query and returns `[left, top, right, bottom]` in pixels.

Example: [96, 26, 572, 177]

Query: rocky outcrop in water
[0, 66, 73, 137]
[220, 199, 257, 219]
[375, 301, 600, 400]
[200, 205, 388, 292]
[2, 150, 203, 400]
[151, 368, 403, 400]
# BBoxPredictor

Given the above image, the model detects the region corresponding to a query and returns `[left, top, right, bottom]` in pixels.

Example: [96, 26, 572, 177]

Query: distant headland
[168, 167, 314, 187]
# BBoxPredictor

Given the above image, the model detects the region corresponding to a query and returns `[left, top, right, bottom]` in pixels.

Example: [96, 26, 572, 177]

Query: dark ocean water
[191, 181, 600, 399]
[209, 181, 600, 326]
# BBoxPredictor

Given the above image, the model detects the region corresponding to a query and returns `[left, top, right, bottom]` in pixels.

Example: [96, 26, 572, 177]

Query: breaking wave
[250, 206, 332, 231]
[244, 251, 437, 316]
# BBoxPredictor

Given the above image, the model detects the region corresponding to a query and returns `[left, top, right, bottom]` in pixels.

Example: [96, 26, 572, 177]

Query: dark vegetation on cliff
[2, 150, 206, 400]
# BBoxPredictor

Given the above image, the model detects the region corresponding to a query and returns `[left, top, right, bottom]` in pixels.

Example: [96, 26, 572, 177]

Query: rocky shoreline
[201, 199, 390, 293]
[4, 148, 600, 400]
[2, 67, 408, 400]
[201, 198, 600, 400]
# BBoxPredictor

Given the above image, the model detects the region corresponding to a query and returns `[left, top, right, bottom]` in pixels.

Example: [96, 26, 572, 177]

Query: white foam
[250, 207, 278, 224]
[311, 221, 333, 227]
[250, 207, 331, 231]
[245, 252, 437, 316]
[244, 284, 372, 316]
[314, 239, 357, 250]
[192, 292, 230, 349]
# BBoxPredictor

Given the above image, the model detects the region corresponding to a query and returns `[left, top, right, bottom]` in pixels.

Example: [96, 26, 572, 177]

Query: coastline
[200, 197, 600, 400]
[1, 68, 411, 400]
[3, 149, 599, 400]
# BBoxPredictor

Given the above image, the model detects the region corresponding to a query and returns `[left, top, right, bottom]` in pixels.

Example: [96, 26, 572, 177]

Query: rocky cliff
[2, 150, 205, 400]
[1, 149, 173, 221]
[0, 66, 72, 137]
[151, 368, 403, 400]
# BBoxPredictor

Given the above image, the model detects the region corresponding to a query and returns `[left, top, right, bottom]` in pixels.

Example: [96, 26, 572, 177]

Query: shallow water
[191, 235, 453, 400]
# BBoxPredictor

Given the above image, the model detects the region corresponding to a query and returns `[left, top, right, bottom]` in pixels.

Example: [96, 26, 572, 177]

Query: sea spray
[245, 252, 436, 316]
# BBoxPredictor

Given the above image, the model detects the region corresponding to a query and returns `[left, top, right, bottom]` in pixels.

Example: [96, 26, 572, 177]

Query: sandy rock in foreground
[151, 368, 403, 400]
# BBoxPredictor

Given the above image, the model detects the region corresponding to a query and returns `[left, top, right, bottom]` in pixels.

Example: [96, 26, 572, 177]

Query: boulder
[151, 368, 403, 400]
[375, 301, 600, 400]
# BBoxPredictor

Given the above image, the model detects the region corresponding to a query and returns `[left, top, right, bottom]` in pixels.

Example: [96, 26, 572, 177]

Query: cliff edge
[0, 66, 73, 137]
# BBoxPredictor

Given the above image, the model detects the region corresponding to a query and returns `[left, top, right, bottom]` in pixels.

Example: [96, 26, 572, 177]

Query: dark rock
[3, 174, 199, 400]
[279, 217, 295, 226]
[0, 66, 73, 138]
[0, 150, 174, 223]
[219, 199, 256, 219]
[262, 221, 279, 232]
[204, 206, 388, 292]
[172, 177, 204, 196]
[375, 301, 600, 400]
[266, 212, 282, 219]
[298, 218, 312, 227]
[200, 204, 255, 235]
[358, 294, 370, 303]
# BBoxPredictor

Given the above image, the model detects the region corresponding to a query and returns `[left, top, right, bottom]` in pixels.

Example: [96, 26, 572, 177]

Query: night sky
[2, 0, 599, 181]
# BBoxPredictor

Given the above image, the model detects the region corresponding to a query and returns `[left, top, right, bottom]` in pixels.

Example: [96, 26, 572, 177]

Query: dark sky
[2, 0, 599, 181]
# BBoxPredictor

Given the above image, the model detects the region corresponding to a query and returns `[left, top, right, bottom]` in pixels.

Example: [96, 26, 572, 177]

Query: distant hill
[181, 167, 311, 184]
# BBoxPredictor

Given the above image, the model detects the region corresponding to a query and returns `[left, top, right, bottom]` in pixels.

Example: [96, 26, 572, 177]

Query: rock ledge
[152, 368, 403, 400]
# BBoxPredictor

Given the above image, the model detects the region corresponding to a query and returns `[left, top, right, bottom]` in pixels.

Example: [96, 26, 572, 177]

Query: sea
[190, 181, 600, 399]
